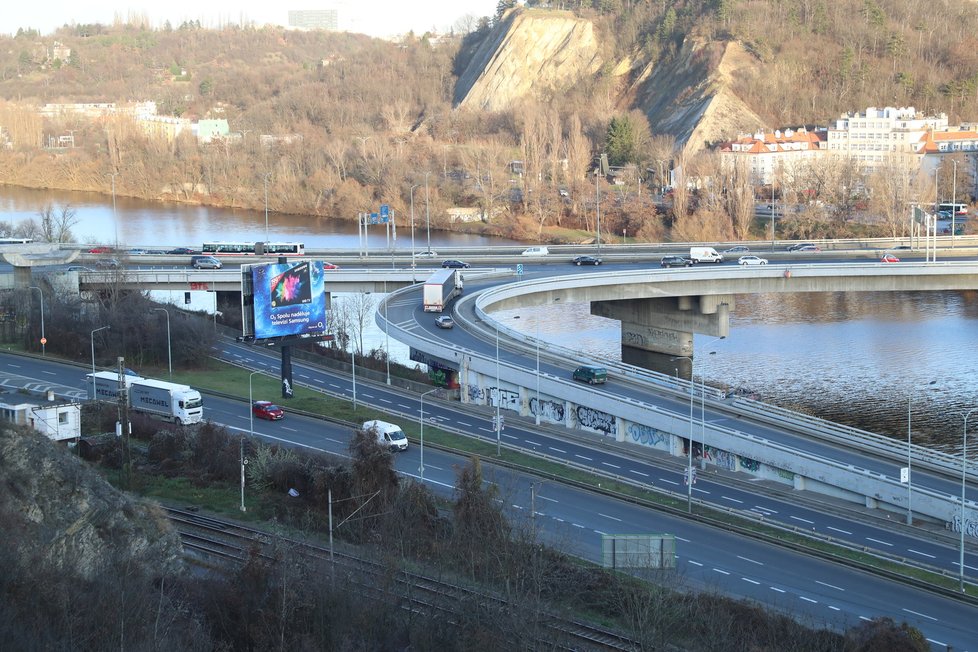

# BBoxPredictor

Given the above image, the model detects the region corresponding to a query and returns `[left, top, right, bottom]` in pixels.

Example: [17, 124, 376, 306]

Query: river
[3, 184, 975, 455]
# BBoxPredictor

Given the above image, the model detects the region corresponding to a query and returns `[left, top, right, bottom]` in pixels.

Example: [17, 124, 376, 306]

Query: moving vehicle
[88, 246, 113, 254]
[423, 268, 463, 312]
[67, 265, 93, 272]
[723, 245, 750, 254]
[191, 255, 223, 269]
[572, 255, 602, 266]
[166, 247, 197, 255]
[738, 255, 768, 265]
[201, 242, 305, 256]
[689, 246, 724, 263]
[660, 255, 692, 268]
[796, 245, 821, 252]
[414, 250, 438, 259]
[322, 262, 339, 270]
[86, 371, 204, 425]
[435, 315, 455, 329]
[441, 259, 469, 269]
[786, 242, 815, 252]
[95, 258, 120, 269]
[573, 365, 608, 385]
[938, 202, 968, 216]
[252, 400, 284, 420]
[880, 253, 900, 263]
[361, 419, 408, 452]
[521, 246, 549, 256]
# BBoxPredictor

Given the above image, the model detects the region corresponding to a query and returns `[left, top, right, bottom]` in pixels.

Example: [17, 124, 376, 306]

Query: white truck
[689, 246, 724, 263]
[361, 419, 409, 452]
[423, 268, 463, 313]
[87, 371, 204, 425]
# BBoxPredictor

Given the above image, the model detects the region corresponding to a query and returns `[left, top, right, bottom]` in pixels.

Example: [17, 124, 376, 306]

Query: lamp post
[906, 380, 938, 525]
[153, 308, 171, 378]
[239, 435, 246, 512]
[109, 172, 118, 246]
[698, 337, 726, 468]
[263, 172, 272, 243]
[350, 345, 357, 410]
[672, 355, 695, 513]
[383, 281, 391, 385]
[424, 172, 432, 254]
[90, 325, 110, 397]
[595, 170, 601, 257]
[28, 286, 45, 356]
[495, 324, 501, 456]
[419, 388, 438, 484]
[951, 160, 958, 248]
[246, 370, 263, 511]
[410, 184, 420, 274]
[961, 408, 977, 593]
[534, 317, 540, 425]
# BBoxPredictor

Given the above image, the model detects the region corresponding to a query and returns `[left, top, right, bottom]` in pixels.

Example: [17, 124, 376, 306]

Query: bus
[937, 203, 968, 216]
[201, 241, 305, 256]
[0, 238, 34, 245]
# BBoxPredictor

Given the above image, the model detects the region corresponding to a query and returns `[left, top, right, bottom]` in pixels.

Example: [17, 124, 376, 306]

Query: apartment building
[717, 127, 826, 185]
[825, 106, 948, 172]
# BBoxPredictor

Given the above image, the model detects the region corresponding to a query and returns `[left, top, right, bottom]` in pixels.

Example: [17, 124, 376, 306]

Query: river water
[3, 185, 976, 455]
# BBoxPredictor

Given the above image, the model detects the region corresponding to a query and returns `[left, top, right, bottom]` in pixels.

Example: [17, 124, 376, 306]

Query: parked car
[252, 400, 284, 420]
[738, 255, 768, 265]
[95, 258, 120, 269]
[191, 255, 222, 269]
[723, 245, 750, 254]
[88, 246, 113, 254]
[441, 259, 469, 269]
[435, 315, 455, 329]
[880, 253, 900, 263]
[414, 250, 438, 259]
[521, 246, 549, 256]
[166, 247, 197, 255]
[660, 255, 692, 268]
[571, 255, 602, 266]
[786, 243, 816, 252]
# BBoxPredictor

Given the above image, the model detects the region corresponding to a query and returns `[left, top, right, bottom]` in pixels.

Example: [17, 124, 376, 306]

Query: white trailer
[87, 371, 204, 425]
[422, 268, 463, 312]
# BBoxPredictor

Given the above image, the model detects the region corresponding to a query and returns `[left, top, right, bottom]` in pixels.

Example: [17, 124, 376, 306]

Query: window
[59, 411, 69, 424]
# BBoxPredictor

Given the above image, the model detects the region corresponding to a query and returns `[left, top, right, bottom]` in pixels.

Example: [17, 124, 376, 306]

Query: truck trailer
[422, 268, 463, 312]
[87, 371, 204, 425]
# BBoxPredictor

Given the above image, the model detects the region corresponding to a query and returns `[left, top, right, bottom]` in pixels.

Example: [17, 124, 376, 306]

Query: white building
[825, 106, 948, 172]
[718, 128, 826, 185]
[0, 391, 82, 441]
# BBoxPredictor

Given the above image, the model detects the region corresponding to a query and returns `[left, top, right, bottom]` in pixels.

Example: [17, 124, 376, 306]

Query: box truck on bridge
[87, 371, 204, 425]
[422, 268, 463, 312]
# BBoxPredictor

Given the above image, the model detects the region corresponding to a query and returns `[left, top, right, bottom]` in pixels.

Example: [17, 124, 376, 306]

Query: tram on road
[202, 241, 305, 255]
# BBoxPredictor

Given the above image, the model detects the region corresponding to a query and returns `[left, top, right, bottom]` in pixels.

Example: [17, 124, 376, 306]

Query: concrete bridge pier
[591, 294, 735, 361]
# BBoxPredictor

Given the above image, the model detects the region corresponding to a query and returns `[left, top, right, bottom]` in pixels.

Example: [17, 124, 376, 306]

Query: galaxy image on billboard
[251, 261, 327, 340]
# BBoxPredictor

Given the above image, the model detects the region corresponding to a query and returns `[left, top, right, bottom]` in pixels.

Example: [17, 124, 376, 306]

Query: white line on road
[828, 606, 841, 611]
[538, 495, 558, 503]
[713, 568, 730, 575]
[298, 374, 310, 379]
[815, 581, 844, 592]
[503, 434, 518, 440]
[827, 526, 852, 535]
[659, 479, 678, 486]
[859, 616, 872, 622]
[326, 438, 343, 444]
[595, 530, 607, 536]
[549, 447, 567, 454]
[908, 549, 936, 559]
[378, 398, 392, 404]
[572, 523, 585, 529]
[737, 555, 763, 566]
[675, 536, 691, 543]
[526, 440, 543, 447]
[799, 596, 818, 604]
[770, 587, 786, 593]
[42, 370, 56, 375]
[790, 515, 815, 525]
[457, 421, 472, 427]
[281, 427, 297, 432]
[629, 469, 649, 477]
[902, 608, 937, 622]
[926, 639, 947, 648]
[722, 495, 744, 504]
[602, 462, 621, 469]
[865, 537, 893, 547]
[598, 513, 622, 522]
[692, 487, 710, 495]
[575, 454, 593, 461]
[742, 578, 760, 585]
[688, 560, 703, 567]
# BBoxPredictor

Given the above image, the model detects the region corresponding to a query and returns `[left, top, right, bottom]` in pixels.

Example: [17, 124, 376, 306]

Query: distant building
[194, 119, 230, 143]
[825, 106, 947, 172]
[717, 127, 826, 186]
[0, 390, 81, 442]
[288, 9, 339, 31]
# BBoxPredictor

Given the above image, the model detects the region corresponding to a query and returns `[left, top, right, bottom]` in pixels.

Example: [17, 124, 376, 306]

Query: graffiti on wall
[627, 423, 666, 448]
[530, 397, 565, 423]
[709, 448, 735, 471]
[577, 405, 616, 436]
[465, 384, 520, 411]
[738, 456, 760, 472]
[775, 468, 795, 481]
[949, 515, 978, 539]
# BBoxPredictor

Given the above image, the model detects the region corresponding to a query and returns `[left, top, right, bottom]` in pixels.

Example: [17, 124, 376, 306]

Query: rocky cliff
[454, 9, 602, 111]
[0, 424, 182, 581]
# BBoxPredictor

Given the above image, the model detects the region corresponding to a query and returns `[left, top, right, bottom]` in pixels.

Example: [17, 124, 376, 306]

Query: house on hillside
[717, 127, 826, 186]
[0, 390, 81, 442]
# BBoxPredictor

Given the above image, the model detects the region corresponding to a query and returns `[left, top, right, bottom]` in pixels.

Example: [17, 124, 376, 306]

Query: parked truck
[86, 371, 204, 425]
[423, 268, 463, 312]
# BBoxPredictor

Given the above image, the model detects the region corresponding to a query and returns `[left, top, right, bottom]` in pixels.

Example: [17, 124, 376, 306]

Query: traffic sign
[39, 337, 47, 345]
[516, 263, 524, 277]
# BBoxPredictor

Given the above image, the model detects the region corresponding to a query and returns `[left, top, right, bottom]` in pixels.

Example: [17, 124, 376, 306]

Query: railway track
[167, 507, 641, 651]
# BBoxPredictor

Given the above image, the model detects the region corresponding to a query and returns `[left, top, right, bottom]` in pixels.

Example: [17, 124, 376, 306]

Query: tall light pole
[263, 172, 272, 243]
[410, 184, 420, 274]
[699, 337, 726, 467]
[951, 159, 958, 247]
[961, 408, 977, 593]
[109, 172, 118, 246]
[153, 308, 171, 378]
[350, 345, 357, 410]
[424, 171, 432, 254]
[419, 388, 438, 484]
[495, 324, 501, 456]
[246, 370, 262, 512]
[90, 325, 110, 397]
[595, 170, 601, 256]
[28, 286, 45, 356]
[383, 281, 391, 385]
[907, 380, 937, 525]
[672, 356, 695, 513]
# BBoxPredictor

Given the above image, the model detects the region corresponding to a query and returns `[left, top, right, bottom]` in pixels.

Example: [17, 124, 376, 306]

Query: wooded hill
[0, 0, 974, 244]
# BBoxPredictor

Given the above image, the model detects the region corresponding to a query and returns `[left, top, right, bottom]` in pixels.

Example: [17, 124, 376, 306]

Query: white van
[521, 246, 549, 256]
[361, 419, 409, 452]
[689, 246, 724, 264]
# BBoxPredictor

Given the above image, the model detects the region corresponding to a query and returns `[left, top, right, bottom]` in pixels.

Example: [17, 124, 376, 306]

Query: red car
[880, 254, 900, 263]
[89, 246, 113, 254]
[252, 401, 284, 420]
[322, 262, 339, 270]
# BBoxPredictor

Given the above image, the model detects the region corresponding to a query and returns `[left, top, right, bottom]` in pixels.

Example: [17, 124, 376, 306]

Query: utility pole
[116, 357, 131, 487]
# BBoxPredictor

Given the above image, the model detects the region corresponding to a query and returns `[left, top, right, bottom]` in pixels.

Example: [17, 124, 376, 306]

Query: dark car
[660, 255, 692, 268]
[441, 259, 469, 269]
[67, 265, 93, 272]
[786, 243, 815, 252]
[252, 401, 284, 420]
[572, 255, 602, 266]
[796, 244, 821, 252]
[722, 245, 750, 255]
[166, 247, 197, 255]
[95, 258, 120, 269]
[435, 315, 455, 329]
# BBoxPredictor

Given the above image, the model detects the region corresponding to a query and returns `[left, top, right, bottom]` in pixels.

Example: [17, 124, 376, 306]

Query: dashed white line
[737, 555, 763, 566]
[595, 530, 607, 536]
[298, 374, 310, 379]
[926, 638, 947, 647]
[799, 596, 818, 604]
[457, 421, 472, 427]
[713, 568, 730, 575]
[602, 462, 621, 469]
[526, 440, 543, 447]
[828, 606, 841, 612]
[770, 587, 786, 593]
[598, 513, 622, 522]
[865, 537, 893, 547]
[815, 580, 844, 592]
[553, 517, 565, 523]
[503, 434, 518, 440]
[538, 495, 558, 503]
[859, 616, 872, 622]
[42, 370, 56, 375]
[722, 495, 744, 504]
[688, 560, 703, 567]
[902, 608, 937, 622]
[827, 526, 852, 535]
[575, 454, 593, 461]
[629, 469, 649, 477]
[675, 536, 691, 543]
[549, 446, 567, 454]
[281, 427, 297, 432]
[378, 398, 392, 404]
[908, 549, 936, 559]
[790, 515, 815, 525]
[659, 479, 679, 486]
[572, 523, 585, 529]
[742, 578, 760, 585]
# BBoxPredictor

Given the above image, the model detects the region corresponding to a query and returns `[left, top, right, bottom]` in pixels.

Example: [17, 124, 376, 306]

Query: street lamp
[153, 308, 171, 378]
[263, 172, 272, 243]
[28, 286, 45, 356]
[907, 380, 937, 525]
[951, 160, 958, 248]
[424, 172, 432, 254]
[109, 172, 118, 246]
[595, 170, 601, 256]
[671, 355, 695, 513]
[350, 345, 357, 410]
[698, 337, 726, 467]
[515, 314, 542, 425]
[419, 388, 438, 484]
[495, 323, 501, 456]
[383, 281, 391, 385]
[961, 408, 977, 592]
[90, 325, 110, 397]
[409, 183, 420, 274]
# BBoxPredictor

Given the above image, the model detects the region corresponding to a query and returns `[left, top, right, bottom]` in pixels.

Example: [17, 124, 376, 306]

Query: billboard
[251, 260, 327, 340]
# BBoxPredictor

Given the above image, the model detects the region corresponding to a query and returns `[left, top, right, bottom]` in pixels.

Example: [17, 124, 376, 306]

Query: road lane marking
[926, 639, 947, 647]
[549, 447, 567, 454]
[770, 587, 786, 593]
[688, 560, 703, 567]
[602, 462, 621, 469]
[675, 536, 691, 543]
[737, 556, 763, 566]
[799, 596, 818, 604]
[827, 526, 852, 535]
[790, 515, 814, 525]
[538, 495, 558, 503]
[503, 434, 518, 440]
[659, 479, 678, 486]
[575, 454, 593, 461]
[573, 523, 585, 529]
[598, 513, 622, 522]
[281, 427, 297, 432]
[378, 398, 392, 404]
[713, 568, 730, 575]
[865, 537, 893, 547]
[828, 606, 841, 611]
[722, 495, 744, 504]
[629, 469, 649, 477]
[902, 608, 937, 622]
[908, 549, 936, 559]
[815, 581, 844, 591]
[458, 421, 472, 427]
[742, 578, 760, 585]
[42, 370, 56, 375]
[526, 440, 543, 446]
